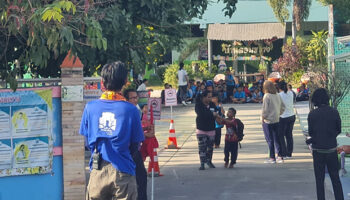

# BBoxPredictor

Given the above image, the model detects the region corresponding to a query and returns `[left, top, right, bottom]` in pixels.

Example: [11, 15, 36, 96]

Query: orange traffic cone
[147, 148, 163, 177]
[165, 119, 180, 149]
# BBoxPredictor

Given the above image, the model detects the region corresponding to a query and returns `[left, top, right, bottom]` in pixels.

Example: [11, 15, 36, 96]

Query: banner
[0, 89, 53, 177]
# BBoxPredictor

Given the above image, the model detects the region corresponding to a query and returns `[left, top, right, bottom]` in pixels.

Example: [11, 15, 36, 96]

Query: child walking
[218, 108, 244, 168]
[140, 104, 159, 162]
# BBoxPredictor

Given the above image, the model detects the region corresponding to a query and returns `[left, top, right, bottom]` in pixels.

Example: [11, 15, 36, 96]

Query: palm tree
[268, 0, 312, 47]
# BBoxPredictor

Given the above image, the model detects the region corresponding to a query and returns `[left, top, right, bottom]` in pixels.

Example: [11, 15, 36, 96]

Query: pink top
[196, 129, 215, 137]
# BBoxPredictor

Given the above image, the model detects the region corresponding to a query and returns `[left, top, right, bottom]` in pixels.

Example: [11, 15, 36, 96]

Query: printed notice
[0, 139, 12, 169]
[0, 89, 53, 177]
[11, 105, 48, 137]
[12, 137, 49, 168]
[0, 107, 10, 139]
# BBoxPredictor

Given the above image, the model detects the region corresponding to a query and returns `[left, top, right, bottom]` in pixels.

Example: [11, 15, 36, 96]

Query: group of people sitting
[162, 69, 310, 106]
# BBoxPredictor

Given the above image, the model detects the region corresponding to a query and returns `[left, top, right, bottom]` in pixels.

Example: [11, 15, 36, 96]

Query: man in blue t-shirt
[225, 69, 235, 102]
[80, 62, 144, 200]
[233, 86, 246, 104]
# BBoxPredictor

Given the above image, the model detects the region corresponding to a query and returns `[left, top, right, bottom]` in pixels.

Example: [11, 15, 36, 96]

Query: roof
[207, 23, 285, 41]
[60, 50, 83, 68]
[187, 0, 328, 24]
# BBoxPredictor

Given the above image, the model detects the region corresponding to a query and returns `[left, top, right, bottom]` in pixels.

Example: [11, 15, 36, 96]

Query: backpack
[234, 119, 245, 142]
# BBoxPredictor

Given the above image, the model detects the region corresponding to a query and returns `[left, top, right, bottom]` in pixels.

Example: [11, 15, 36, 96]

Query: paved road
[149, 103, 336, 200]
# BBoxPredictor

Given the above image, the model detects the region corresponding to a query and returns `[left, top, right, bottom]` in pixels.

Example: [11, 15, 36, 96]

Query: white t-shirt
[279, 91, 295, 118]
[178, 69, 188, 86]
[137, 83, 147, 91]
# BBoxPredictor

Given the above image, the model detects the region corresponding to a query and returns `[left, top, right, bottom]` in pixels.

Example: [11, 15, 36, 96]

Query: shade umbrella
[214, 74, 225, 83]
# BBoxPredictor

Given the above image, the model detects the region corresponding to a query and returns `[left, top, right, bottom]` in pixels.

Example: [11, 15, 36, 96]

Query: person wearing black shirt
[307, 88, 344, 200]
[195, 90, 219, 170]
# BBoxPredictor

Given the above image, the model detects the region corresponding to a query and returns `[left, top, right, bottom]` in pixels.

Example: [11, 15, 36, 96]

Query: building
[173, 0, 329, 74]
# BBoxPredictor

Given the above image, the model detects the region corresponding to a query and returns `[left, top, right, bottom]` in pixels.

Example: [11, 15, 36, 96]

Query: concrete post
[60, 51, 86, 200]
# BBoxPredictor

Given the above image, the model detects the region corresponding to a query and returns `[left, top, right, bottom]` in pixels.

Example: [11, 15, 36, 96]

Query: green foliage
[267, 0, 291, 23]
[285, 69, 305, 87]
[41, 0, 76, 22]
[163, 64, 180, 88]
[148, 74, 163, 86]
[156, 66, 167, 81]
[268, 0, 312, 31]
[317, 0, 350, 23]
[0, 0, 238, 90]
[258, 62, 267, 73]
[286, 36, 309, 66]
[306, 30, 328, 65]
[179, 38, 207, 62]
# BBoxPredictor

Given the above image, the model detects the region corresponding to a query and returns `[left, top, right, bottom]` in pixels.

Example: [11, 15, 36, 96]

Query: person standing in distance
[80, 62, 144, 200]
[308, 88, 344, 200]
[278, 81, 296, 159]
[123, 89, 147, 200]
[178, 62, 189, 106]
[262, 81, 285, 164]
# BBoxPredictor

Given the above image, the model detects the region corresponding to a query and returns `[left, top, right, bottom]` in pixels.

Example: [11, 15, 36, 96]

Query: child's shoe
[224, 162, 228, 168]
[264, 159, 276, 164]
[229, 163, 234, 168]
[276, 157, 284, 164]
[206, 162, 216, 168]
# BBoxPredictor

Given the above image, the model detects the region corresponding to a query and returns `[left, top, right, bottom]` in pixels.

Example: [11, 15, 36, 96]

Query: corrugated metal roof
[207, 23, 286, 41]
[187, 0, 328, 25]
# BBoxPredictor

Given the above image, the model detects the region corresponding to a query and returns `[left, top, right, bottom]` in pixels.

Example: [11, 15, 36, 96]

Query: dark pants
[279, 115, 296, 157]
[313, 150, 344, 200]
[215, 128, 222, 146]
[227, 85, 234, 100]
[224, 141, 238, 164]
[179, 85, 187, 102]
[262, 122, 281, 159]
[132, 151, 147, 200]
[197, 134, 215, 164]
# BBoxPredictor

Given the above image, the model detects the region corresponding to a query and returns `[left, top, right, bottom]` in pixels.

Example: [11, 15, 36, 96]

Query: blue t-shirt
[191, 85, 197, 94]
[252, 92, 263, 99]
[80, 100, 144, 175]
[215, 105, 224, 128]
[226, 75, 235, 86]
[234, 91, 246, 99]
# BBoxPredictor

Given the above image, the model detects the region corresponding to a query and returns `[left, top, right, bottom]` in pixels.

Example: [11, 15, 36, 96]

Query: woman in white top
[278, 81, 296, 158]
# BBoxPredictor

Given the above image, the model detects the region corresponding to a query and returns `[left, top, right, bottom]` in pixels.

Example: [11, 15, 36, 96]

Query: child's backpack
[234, 119, 244, 142]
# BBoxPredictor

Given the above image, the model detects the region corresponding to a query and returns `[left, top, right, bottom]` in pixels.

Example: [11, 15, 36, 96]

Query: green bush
[155, 65, 167, 81]
[148, 73, 163, 86]
[285, 69, 305, 87]
[163, 64, 180, 88]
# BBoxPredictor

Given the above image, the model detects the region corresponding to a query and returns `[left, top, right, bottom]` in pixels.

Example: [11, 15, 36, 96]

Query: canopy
[207, 23, 286, 41]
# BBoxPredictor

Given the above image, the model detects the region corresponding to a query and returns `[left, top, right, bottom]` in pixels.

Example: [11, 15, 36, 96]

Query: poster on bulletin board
[0, 89, 53, 177]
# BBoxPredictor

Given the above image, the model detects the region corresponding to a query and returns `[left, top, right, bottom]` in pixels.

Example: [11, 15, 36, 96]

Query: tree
[306, 30, 328, 65]
[0, 0, 238, 88]
[268, 0, 312, 46]
[272, 44, 303, 77]
[317, 0, 350, 24]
